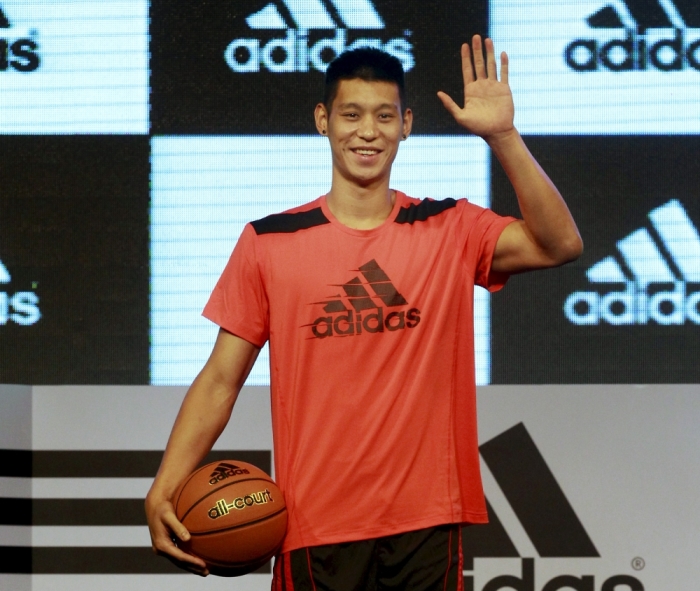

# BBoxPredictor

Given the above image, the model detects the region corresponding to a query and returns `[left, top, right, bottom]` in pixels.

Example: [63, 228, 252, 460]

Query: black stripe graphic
[0, 449, 269, 478]
[2, 499, 146, 527]
[479, 423, 599, 558]
[0, 450, 32, 477]
[394, 198, 457, 224]
[461, 499, 519, 560]
[251, 207, 330, 235]
[588, 6, 624, 28]
[623, 0, 673, 29]
[0, 547, 271, 574]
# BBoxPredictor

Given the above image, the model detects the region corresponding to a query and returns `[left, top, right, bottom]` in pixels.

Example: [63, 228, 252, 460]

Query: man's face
[315, 78, 412, 189]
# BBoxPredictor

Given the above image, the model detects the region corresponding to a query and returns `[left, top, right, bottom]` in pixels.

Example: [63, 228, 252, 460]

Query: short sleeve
[202, 224, 270, 347]
[457, 201, 517, 292]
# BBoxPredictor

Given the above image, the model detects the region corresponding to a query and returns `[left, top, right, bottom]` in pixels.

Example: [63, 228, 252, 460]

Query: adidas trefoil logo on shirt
[305, 259, 421, 339]
[564, 200, 700, 326]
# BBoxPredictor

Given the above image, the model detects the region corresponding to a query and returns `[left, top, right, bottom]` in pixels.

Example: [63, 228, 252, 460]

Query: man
[146, 35, 582, 589]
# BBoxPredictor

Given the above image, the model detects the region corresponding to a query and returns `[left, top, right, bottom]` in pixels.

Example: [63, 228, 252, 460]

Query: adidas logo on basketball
[208, 462, 250, 485]
[306, 260, 420, 339]
[564, 200, 700, 326]
[225, 0, 414, 73]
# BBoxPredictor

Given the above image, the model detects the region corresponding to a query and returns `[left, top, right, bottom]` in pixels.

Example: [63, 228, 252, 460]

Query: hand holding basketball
[173, 460, 287, 576]
[145, 489, 209, 576]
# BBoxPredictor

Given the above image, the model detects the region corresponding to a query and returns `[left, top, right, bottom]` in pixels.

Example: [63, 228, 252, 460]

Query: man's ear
[314, 103, 329, 136]
[402, 108, 413, 140]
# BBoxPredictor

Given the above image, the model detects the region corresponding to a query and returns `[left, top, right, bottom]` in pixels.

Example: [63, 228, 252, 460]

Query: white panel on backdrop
[31, 385, 272, 450]
[2, 384, 699, 590]
[29, 574, 270, 591]
[491, 1, 700, 134]
[0, 1, 148, 134]
[0, 384, 31, 448]
[150, 136, 491, 386]
[473, 384, 700, 591]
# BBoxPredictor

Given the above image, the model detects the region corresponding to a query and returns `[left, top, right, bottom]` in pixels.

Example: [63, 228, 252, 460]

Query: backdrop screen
[0, 0, 698, 384]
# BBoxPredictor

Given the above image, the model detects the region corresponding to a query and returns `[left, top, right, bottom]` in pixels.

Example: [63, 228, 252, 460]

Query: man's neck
[325, 182, 396, 230]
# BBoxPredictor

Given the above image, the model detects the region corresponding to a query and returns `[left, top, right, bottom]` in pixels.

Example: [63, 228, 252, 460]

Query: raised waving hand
[437, 35, 515, 140]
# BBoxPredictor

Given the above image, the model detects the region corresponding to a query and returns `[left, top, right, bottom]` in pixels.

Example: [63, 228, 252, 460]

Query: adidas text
[0, 291, 40, 325]
[566, 28, 700, 72]
[208, 463, 250, 485]
[0, 37, 39, 72]
[564, 281, 700, 326]
[311, 307, 420, 339]
[564, 200, 700, 326]
[225, 29, 414, 74]
[0, 7, 40, 72]
[465, 558, 644, 591]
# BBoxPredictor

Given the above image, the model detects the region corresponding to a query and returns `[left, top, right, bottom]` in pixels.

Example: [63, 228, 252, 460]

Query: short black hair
[323, 47, 406, 111]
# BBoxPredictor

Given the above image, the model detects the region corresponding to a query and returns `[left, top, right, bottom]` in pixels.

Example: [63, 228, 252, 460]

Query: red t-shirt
[203, 191, 515, 553]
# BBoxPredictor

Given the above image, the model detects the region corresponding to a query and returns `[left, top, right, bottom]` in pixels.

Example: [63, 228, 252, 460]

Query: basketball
[173, 460, 287, 576]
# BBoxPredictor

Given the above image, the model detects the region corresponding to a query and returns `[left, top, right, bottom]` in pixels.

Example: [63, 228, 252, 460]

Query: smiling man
[146, 36, 582, 590]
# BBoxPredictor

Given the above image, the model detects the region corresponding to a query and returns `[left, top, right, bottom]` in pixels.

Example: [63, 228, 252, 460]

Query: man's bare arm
[145, 328, 260, 576]
[486, 130, 583, 273]
[438, 36, 583, 273]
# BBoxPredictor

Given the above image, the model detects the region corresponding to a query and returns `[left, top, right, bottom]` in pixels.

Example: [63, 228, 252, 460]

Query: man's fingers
[461, 43, 474, 86]
[152, 530, 209, 575]
[147, 501, 209, 575]
[471, 35, 486, 79]
[500, 51, 509, 85]
[485, 38, 498, 80]
[156, 544, 210, 576]
[437, 91, 461, 118]
[162, 510, 190, 542]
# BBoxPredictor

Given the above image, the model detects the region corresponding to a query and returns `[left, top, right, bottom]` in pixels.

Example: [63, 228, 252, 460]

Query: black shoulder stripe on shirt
[394, 198, 457, 224]
[251, 207, 331, 235]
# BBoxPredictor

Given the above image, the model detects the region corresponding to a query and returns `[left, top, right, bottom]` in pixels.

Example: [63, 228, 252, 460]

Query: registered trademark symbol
[631, 557, 645, 570]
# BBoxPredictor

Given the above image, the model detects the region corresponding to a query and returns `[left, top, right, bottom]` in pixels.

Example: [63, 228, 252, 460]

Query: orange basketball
[174, 460, 287, 576]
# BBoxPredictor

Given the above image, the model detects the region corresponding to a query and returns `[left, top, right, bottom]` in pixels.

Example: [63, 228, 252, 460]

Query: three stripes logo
[564, 200, 700, 326]
[208, 462, 251, 485]
[0, 4, 40, 72]
[0, 258, 41, 326]
[565, 0, 700, 72]
[225, 0, 414, 74]
[0, 449, 271, 575]
[464, 423, 644, 591]
[305, 259, 420, 339]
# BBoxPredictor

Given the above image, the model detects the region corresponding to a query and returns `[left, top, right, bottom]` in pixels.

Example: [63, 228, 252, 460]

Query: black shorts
[272, 524, 463, 591]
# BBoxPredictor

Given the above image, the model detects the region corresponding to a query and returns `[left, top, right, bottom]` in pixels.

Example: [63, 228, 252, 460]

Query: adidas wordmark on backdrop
[225, 0, 414, 73]
[565, 200, 700, 325]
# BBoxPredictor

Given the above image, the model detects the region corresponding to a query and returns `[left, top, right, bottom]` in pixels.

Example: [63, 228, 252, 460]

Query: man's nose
[357, 116, 378, 139]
